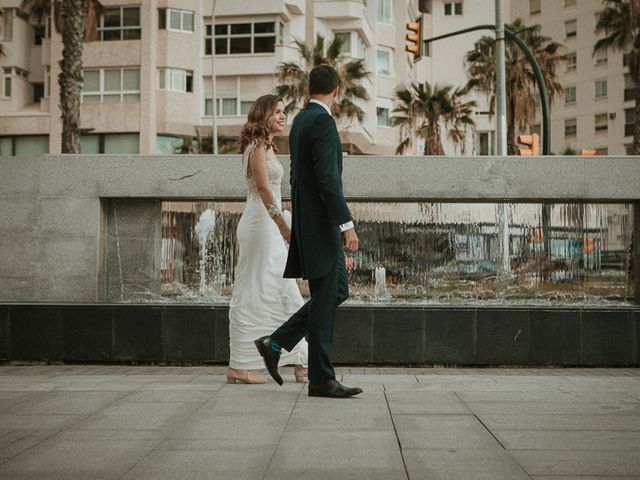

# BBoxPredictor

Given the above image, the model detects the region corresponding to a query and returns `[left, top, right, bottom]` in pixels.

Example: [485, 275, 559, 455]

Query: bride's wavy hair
[238, 94, 283, 154]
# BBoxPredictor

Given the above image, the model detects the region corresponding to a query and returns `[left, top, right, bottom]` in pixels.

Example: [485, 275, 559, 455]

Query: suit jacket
[283, 102, 352, 280]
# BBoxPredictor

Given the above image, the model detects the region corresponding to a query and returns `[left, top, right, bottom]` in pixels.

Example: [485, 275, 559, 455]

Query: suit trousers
[271, 253, 349, 383]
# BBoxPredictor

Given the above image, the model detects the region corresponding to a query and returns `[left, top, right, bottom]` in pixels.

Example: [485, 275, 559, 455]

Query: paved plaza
[0, 365, 639, 479]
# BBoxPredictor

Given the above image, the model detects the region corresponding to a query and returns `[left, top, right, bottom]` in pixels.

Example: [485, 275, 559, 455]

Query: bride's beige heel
[226, 367, 267, 384]
[294, 365, 308, 383]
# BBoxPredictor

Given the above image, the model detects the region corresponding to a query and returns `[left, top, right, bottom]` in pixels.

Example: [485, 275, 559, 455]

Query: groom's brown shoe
[308, 378, 362, 398]
[254, 336, 283, 386]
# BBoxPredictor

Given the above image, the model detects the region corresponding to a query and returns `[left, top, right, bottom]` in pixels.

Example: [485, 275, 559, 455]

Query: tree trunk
[59, 0, 88, 154]
[507, 96, 517, 155]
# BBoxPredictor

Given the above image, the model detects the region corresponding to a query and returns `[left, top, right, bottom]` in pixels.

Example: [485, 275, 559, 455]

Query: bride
[227, 94, 308, 384]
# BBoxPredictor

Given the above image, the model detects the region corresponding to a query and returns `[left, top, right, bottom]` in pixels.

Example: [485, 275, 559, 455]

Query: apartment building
[512, 0, 633, 155]
[0, 0, 423, 155]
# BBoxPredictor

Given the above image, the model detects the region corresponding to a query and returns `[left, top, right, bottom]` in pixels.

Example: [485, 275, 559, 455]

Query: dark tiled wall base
[1, 304, 639, 366]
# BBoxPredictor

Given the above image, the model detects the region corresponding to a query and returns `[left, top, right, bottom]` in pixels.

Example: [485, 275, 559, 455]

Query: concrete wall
[0, 154, 639, 303]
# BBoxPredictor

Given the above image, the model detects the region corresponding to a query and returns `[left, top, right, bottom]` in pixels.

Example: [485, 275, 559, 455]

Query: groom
[255, 64, 362, 398]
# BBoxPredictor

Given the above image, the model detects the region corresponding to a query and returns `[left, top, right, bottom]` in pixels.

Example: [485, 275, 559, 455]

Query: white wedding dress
[228, 142, 308, 370]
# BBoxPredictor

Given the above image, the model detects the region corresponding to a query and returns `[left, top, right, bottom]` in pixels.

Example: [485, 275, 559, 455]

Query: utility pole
[211, 0, 218, 154]
[495, 0, 510, 274]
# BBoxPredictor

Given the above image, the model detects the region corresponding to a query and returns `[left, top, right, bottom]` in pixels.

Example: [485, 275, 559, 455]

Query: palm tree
[391, 81, 476, 155]
[21, 0, 101, 153]
[595, 0, 640, 154]
[465, 18, 564, 154]
[275, 34, 370, 127]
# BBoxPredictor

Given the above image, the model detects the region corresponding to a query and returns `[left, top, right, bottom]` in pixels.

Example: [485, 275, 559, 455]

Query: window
[34, 25, 46, 45]
[2, 67, 12, 98]
[81, 68, 140, 103]
[625, 108, 635, 137]
[208, 22, 278, 55]
[529, 0, 541, 14]
[158, 68, 193, 92]
[2, 8, 13, 41]
[595, 79, 607, 98]
[376, 98, 392, 127]
[565, 86, 576, 105]
[334, 31, 365, 58]
[33, 83, 44, 103]
[565, 19, 577, 38]
[476, 131, 495, 155]
[377, 48, 393, 76]
[624, 73, 637, 101]
[158, 9, 194, 33]
[205, 98, 239, 116]
[565, 52, 576, 72]
[564, 118, 577, 137]
[594, 113, 608, 132]
[0, 135, 49, 156]
[624, 52, 631, 67]
[80, 133, 139, 154]
[377, 0, 392, 24]
[564, 0, 576, 6]
[99, 6, 141, 41]
[444, 2, 463, 15]
[594, 47, 607, 65]
[240, 100, 253, 115]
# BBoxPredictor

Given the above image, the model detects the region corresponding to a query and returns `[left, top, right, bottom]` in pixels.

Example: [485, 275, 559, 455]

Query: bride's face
[269, 101, 286, 134]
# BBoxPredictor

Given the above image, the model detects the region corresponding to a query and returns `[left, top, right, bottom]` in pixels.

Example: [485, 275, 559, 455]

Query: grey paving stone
[385, 391, 471, 415]
[0, 430, 59, 464]
[167, 413, 287, 441]
[403, 448, 531, 480]
[466, 400, 640, 416]
[0, 438, 158, 480]
[495, 429, 640, 451]
[458, 390, 639, 403]
[70, 402, 198, 431]
[120, 449, 273, 480]
[393, 414, 501, 450]
[264, 431, 406, 480]
[123, 390, 213, 403]
[479, 413, 640, 431]
[0, 414, 84, 430]
[512, 450, 640, 476]
[6, 391, 127, 415]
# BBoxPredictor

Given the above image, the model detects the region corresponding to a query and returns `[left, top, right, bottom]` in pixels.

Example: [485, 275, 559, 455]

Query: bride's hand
[278, 223, 291, 243]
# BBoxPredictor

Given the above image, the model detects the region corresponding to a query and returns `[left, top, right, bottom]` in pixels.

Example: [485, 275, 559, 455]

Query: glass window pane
[230, 23, 251, 34]
[376, 107, 389, 126]
[240, 100, 253, 115]
[4, 77, 11, 97]
[158, 69, 165, 89]
[83, 70, 100, 91]
[377, 49, 391, 75]
[103, 29, 121, 41]
[123, 28, 141, 40]
[123, 69, 139, 90]
[206, 24, 212, 36]
[171, 69, 185, 91]
[103, 9, 121, 28]
[214, 24, 227, 35]
[103, 93, 121, 103]
[205, 38, 212, 55]
[80, 135, 100, 154]
[335, 32, 351, 54]
[123, 7, 139, 26]
[122, 93, 140, 102]
[455, 2, 462, 14]
[254, 36, 275, 53]
[222, 98, 237, 115]
[82, 94, 101, 103]
[215, 38, 227, 54]
[254, 22, 275, 33]
[205, 98, 213, 116]
[0, 137, 14, 156]
[104, 70, 121, 92]
[183, 12, 194, 32]
[169, 10, 181, 30]
[104, 133, 139, 153]
[14, 135, 49, 155]
[444, 3, 452, 15]
[230, 37, 251, 54]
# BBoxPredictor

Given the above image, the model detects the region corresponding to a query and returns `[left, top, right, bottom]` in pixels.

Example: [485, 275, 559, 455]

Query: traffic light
[405, 16, 423, 62]
[515, 133, 540, 155]
[579, 149, 599, 155]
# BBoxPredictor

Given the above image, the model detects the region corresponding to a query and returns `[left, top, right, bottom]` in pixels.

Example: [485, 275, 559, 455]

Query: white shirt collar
[309, 99, 332, 116]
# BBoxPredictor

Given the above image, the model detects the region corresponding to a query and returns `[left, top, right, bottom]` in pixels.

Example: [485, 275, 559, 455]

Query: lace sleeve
[242, 140, 258, 178]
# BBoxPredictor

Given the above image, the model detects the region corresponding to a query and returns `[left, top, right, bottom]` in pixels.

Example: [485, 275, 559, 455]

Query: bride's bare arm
[248, 142, 291, 242]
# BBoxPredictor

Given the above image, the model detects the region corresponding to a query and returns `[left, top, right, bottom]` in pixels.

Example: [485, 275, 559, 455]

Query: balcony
[315, 0, 367, 20]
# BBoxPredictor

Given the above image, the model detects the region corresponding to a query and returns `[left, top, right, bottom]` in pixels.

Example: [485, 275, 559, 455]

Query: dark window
[159, 9, 166, 29]
[254, 36, 275, 53]
[34, 25, 46, 45]
[231, 23, 251, 34]
[33, 83, 44, 102]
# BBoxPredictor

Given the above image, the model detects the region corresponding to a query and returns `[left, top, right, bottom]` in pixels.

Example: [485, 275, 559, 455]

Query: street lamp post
[211, 0, 218, 154]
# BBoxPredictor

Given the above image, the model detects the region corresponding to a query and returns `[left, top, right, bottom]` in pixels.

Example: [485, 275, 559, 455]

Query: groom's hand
[343, 228, 359, 253]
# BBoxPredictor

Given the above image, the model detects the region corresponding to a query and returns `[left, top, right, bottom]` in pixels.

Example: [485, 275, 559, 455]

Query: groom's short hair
[309, 65, 339, 95]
